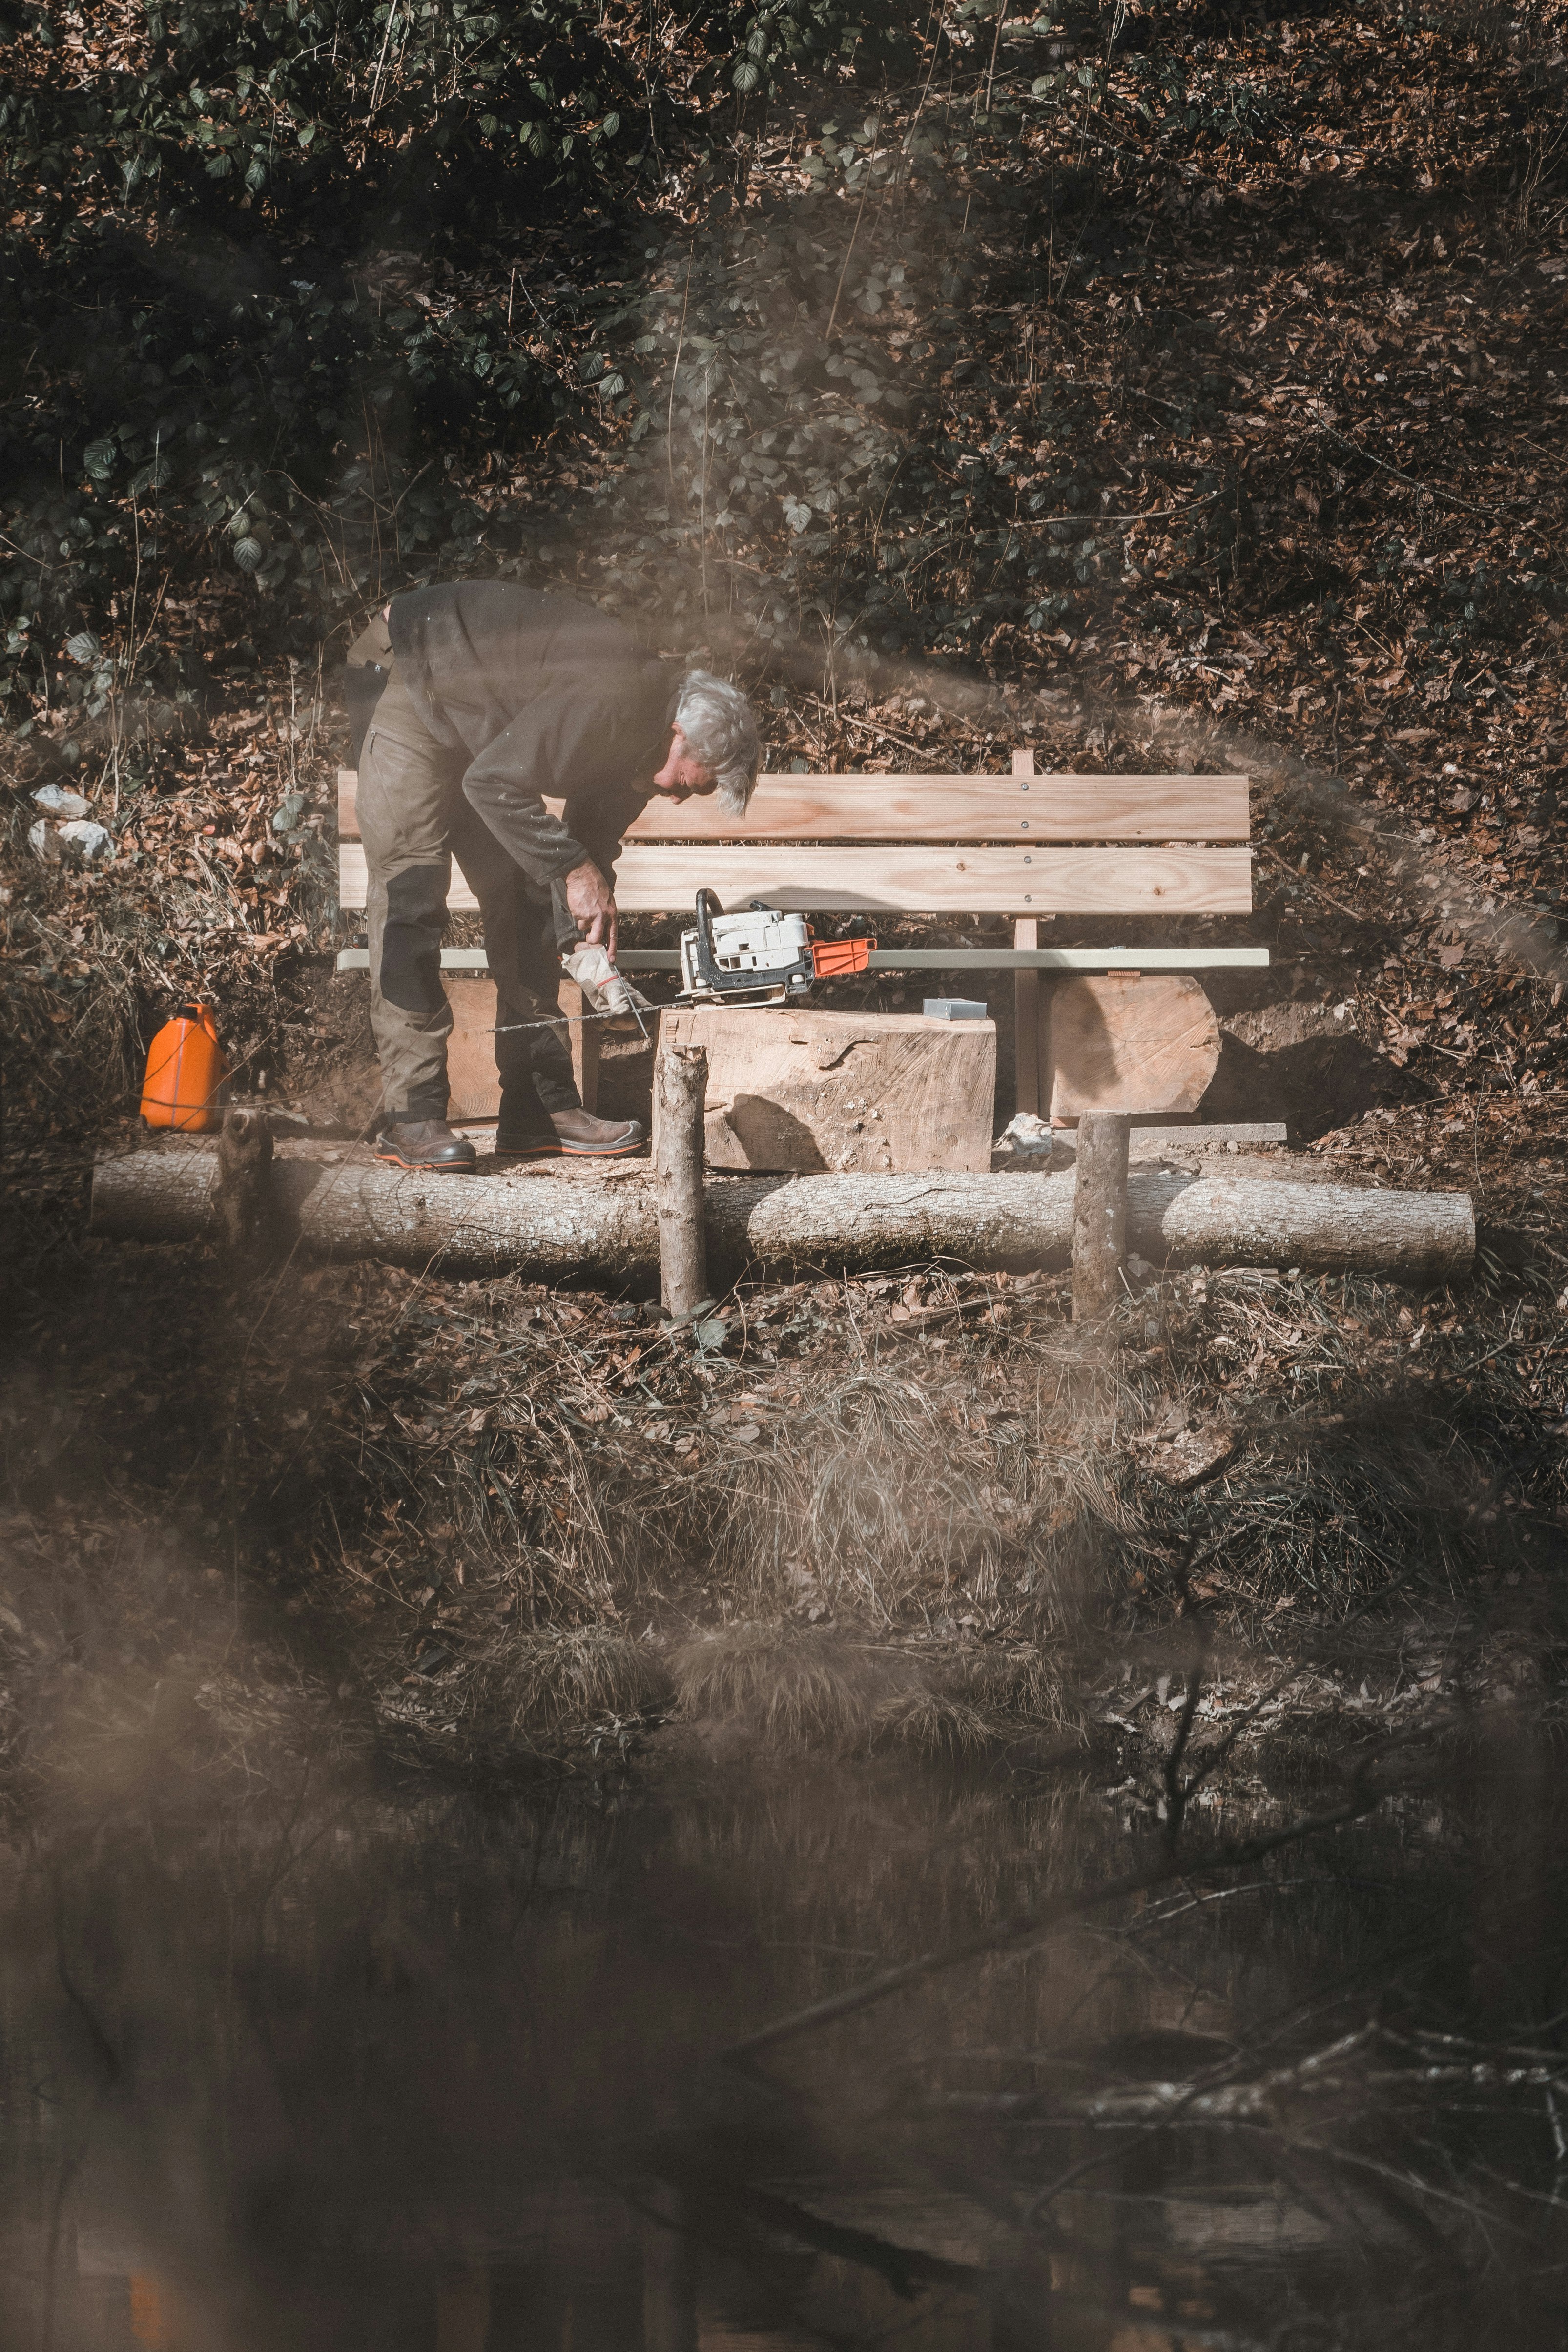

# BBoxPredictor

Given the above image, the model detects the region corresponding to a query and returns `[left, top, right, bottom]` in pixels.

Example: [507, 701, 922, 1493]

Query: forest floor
[8, 3, 1568, 1813]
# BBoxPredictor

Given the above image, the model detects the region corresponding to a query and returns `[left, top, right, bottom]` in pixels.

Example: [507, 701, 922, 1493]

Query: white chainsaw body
[679, 906, 814, 1002]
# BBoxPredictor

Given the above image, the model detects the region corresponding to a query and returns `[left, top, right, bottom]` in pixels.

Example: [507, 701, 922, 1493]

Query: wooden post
[1013, 914, 1040, 1117]
[1011, 747, 1041, 1119]
[656, 1043, 708, 1319]
[213, 1105, 273, 1261]
[1072, 1111, 1130, 1321]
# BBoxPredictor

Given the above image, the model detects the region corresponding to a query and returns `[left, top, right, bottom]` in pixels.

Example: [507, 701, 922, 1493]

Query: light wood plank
[625, 771, 1251, 842]
[338, 842, 1253, 916]
[335, 768, 1251, 844]
[335, 945, 1274, 973]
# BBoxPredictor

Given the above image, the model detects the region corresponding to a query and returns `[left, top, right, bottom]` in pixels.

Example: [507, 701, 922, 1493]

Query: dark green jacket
[380, 582, 674, 887]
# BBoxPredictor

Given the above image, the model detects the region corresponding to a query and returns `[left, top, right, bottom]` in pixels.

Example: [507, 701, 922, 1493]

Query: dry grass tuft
[871, 1686, 997, 1763]
[933, 1643, 1073, 1732]
[700, 1361, 1094, 1632]
[476, 1627, 671, 1739]
[672, 1620, 900, 1750]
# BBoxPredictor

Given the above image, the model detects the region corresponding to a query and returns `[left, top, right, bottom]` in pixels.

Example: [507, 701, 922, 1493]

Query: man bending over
[346, 582, 761, 1172]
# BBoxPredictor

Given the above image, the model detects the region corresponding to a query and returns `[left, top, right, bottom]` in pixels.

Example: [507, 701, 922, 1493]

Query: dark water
[4, 1747, 1568, 2351]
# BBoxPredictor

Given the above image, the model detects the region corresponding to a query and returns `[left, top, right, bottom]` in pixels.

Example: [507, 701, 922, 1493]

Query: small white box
[923, 996, 989, 1021]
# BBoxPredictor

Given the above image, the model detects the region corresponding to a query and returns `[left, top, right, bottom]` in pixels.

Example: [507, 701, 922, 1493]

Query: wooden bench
[334, 754, 1268, 1121]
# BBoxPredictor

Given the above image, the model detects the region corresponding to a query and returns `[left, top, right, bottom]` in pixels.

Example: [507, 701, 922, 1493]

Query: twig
[825, 171, 874, 345]
[667, 246, 693, 498]
[1161, 1629, 1208, 1853]
[1256, 842, 1378, 926]
[367, 0, 400, 115]
[1009, 491, 1222, 530]
[981, 0, 1010, 115]
[1316, 422, 1527, 522]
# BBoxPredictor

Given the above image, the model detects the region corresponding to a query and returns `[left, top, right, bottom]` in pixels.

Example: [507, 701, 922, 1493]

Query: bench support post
[559, 979, 600, 1115]
[1072, 1111, 1130, 1321]
[1011, 748, 1046, 1119]
[1014, 917, 1040, 1117]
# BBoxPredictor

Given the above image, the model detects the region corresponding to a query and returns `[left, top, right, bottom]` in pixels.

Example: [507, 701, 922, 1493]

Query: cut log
[442, 974, 600, 1120]
[443, 974, 503, 1123]
[91, 1149, 1477, 1284]
[656, 1044, 708, 1317]
[653, 1004, 996, 1175]
[1048, 973, 1220, 1123]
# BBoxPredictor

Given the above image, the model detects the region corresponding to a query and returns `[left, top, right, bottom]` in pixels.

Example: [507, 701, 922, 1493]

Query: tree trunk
[1072, 1112, 1130, 1321]
[91, 1147, 1477, 1283]
[656, 1044, 708, 1317]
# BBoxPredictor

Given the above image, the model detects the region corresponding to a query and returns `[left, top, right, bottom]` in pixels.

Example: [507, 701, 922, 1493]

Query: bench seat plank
[336, 946, 1272, 972]
[338, 841, 1252, 916]
[336, 769, 1249, 844]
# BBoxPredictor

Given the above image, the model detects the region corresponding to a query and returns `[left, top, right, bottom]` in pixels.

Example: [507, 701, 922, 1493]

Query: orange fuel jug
[140, 1002, 228, 1131]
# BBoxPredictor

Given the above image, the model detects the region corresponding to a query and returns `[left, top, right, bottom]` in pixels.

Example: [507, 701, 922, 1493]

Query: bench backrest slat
[338, 840, 1253, 916]
[337, 756, 1255, 917]
[336, 768, 1249, 845]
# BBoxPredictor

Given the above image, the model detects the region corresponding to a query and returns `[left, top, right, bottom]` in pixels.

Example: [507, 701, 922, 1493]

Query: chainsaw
[678, 889, 874, 1005]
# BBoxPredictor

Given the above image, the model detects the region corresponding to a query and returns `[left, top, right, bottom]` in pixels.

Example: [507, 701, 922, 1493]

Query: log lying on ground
[91, 1149, 1477, 1283]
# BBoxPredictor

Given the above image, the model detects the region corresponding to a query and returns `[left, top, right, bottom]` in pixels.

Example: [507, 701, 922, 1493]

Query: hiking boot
[495, 1108, 648, 1161]
[374, 1119, 477, 1173]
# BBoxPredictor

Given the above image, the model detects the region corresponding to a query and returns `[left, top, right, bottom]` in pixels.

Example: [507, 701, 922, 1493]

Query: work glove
[560, 943, 653, 1018]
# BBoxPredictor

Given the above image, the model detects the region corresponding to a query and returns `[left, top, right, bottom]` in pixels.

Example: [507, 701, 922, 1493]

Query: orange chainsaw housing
[810, 936, 875, 978]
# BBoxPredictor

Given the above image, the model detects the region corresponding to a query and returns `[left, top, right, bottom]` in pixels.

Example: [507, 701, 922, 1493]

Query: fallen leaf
[1126, 1421, 1240, 1490]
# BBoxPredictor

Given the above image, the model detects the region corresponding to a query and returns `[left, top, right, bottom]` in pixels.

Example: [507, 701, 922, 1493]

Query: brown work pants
[357, 664, 580, 1127]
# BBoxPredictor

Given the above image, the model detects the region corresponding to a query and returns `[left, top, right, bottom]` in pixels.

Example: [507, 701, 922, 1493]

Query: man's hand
[563, 859, 618, 960]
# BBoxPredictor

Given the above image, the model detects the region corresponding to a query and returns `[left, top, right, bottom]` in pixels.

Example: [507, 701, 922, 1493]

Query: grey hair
[671, 669, 762, 815]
